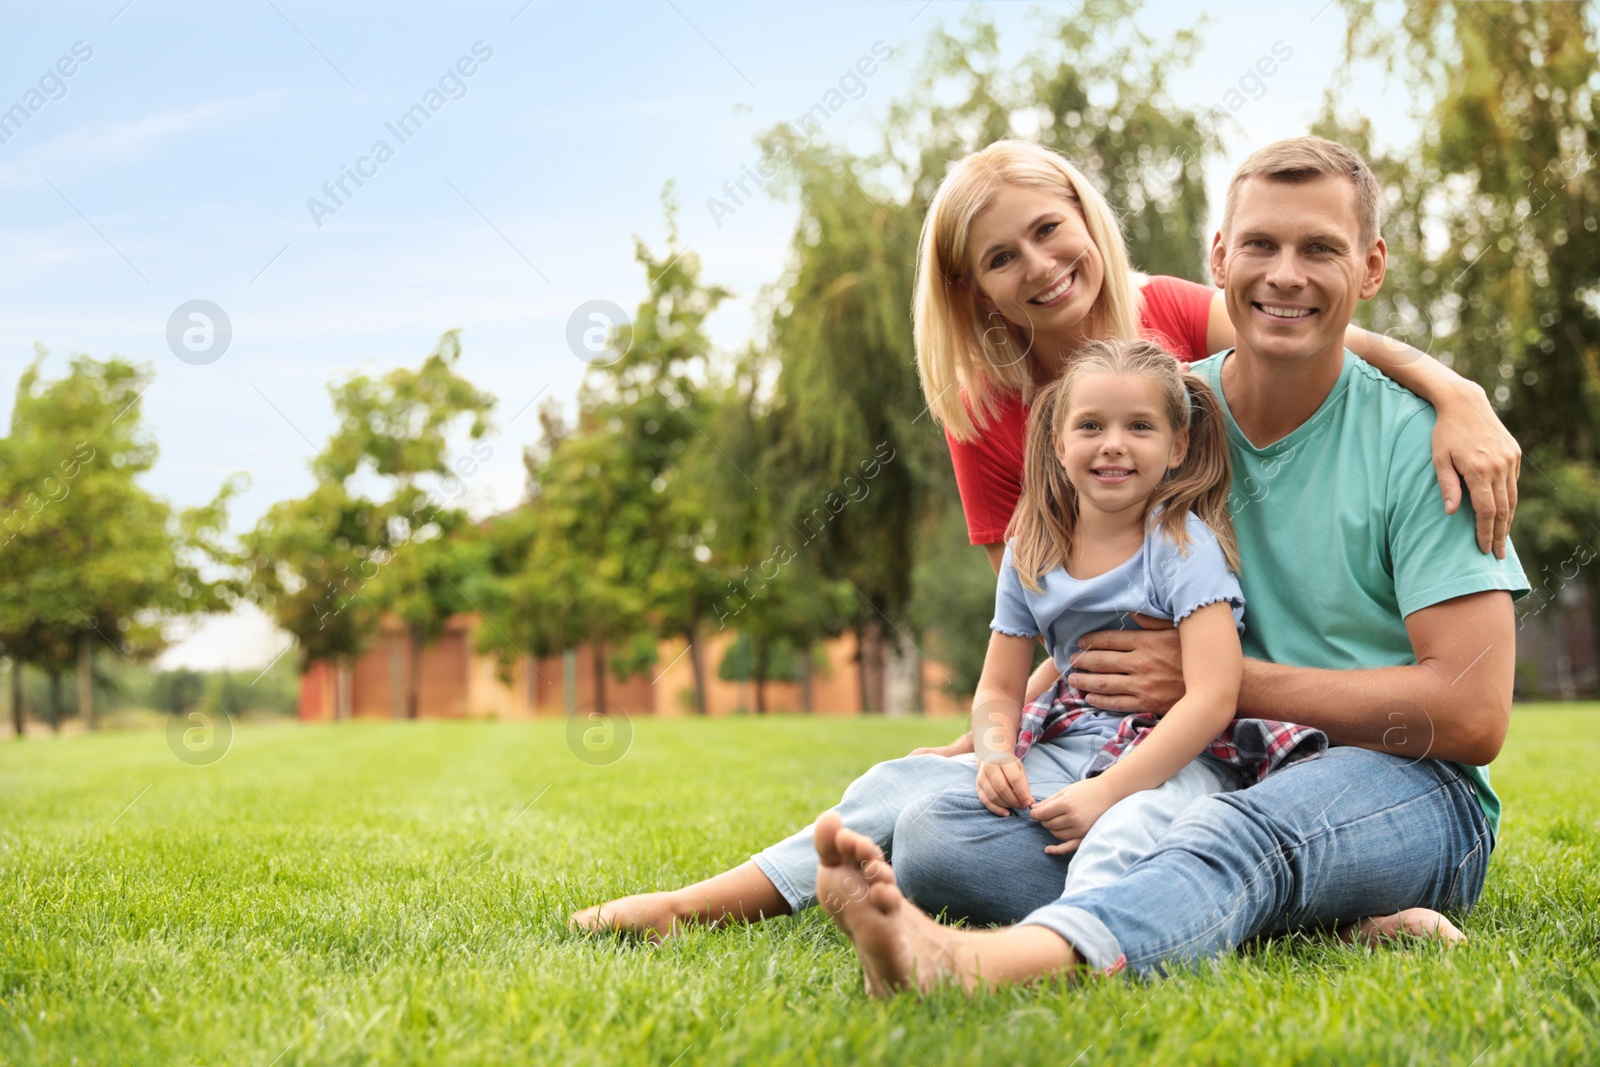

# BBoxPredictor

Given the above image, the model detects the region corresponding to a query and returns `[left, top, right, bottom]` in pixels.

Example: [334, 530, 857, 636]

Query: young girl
[963, 339, 1323, 902]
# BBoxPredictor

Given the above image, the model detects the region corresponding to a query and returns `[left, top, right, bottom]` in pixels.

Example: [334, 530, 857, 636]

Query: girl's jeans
[750, 730, 1239, 921]
[892, 746, 1493, 976]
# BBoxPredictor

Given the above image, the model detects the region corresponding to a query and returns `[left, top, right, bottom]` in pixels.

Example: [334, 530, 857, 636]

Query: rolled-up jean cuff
[750, 852, 809, 913]
[1019, 904, 1127, 976]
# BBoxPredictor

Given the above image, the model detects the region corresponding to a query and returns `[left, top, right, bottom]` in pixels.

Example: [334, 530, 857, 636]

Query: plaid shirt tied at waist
[1014, 678, 1327, 784]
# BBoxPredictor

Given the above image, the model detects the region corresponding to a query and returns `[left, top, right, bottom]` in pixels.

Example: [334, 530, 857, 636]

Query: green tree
[374, 512, 490, 718]
[150, 667, 207, 715]
[584, 205, 732, 714]
[0, 351, 236, 731]
[705, 345, 857, 712]
[1336, 0, 1600, 682]
[243, 332, 494, 719]
[485, 198, 733, 713]
[241, 479, 390, 719]
[328, 331, 495, 718]
[758, 137, 929, 711]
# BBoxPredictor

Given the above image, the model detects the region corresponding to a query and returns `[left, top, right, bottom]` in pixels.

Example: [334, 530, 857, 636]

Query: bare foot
[815, 811, 1009, 997]
[1339, 907, 1466, 947]
[570, 891, 688, 943]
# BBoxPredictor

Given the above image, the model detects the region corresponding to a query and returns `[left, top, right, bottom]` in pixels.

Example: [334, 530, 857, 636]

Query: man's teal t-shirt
[1189, 350, 1530, 836]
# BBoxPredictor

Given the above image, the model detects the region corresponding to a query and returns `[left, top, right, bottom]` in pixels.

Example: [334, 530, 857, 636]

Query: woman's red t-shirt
[945, 275, 1217, 544]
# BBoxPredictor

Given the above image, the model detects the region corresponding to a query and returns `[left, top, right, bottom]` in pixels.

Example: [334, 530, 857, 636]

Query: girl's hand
[976, 758, 1034, 817]
[1430, 383, 1520, 558]
[1030, 779, 1120, 855]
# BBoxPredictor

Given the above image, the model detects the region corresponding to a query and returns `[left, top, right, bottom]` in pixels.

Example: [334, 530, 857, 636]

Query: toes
[866, 879, 904, 916]
[836, 826, 889, 878]
[814, 811, 845, 866]
[1397, 908, 1465, 944]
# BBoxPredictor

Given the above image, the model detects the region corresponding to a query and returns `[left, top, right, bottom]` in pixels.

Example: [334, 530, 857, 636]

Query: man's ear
[1208, 231, 1227, 289]
[1359, 236, 1387, 300]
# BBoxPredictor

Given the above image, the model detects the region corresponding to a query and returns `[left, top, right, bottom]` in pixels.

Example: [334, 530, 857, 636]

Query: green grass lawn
[2, 706, 1597, 1066]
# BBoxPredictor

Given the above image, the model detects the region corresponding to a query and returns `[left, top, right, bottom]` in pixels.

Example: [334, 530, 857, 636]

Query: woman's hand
[1030, 778, 1120, 855]
[1430, 381, 1520, 558]
[1066, 614, 1183, 714]
[976, 757, 1034, 816]
[910, 731, 975, 758]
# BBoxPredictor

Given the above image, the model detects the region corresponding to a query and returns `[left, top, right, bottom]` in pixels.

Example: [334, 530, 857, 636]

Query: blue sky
[1, 0, 1415, 668]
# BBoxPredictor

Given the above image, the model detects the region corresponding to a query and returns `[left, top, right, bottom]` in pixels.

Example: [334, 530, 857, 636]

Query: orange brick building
[297, 614, 967, 721]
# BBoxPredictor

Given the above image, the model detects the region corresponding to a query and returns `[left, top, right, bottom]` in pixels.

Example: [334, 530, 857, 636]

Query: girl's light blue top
[992, 510, 1244, 737]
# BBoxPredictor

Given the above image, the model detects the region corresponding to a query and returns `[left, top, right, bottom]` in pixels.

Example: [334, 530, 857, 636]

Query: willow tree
[707, 345, 856, 712]
[760, 137, 929, 711]
[1337, 0, 1600, 681]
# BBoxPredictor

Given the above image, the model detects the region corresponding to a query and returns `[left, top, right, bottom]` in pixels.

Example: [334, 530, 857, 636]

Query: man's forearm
[1239, 657, 1506, 765]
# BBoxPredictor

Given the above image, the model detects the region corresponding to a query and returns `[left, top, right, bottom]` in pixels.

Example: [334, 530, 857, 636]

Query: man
[814, 136, 1530, 994]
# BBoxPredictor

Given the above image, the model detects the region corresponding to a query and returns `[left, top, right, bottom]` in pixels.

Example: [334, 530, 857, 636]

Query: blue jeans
[751, 750, 981, 911]
[893, 746, 1493, 976]
[889, 737, 1239, 926]
[751, 732, 1239, 917]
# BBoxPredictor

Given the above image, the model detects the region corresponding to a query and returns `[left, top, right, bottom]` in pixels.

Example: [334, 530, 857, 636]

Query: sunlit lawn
[2, 705, 1597, 1065]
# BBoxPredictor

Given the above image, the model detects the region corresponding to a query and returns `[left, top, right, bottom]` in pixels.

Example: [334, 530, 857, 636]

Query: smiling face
[967, 183, 1107, 355]
[1210, 174, 1385, 366]
[1054, 371, 1187, 520]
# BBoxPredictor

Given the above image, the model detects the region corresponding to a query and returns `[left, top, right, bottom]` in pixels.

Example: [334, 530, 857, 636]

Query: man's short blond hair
[1222, 136, 1380, 248]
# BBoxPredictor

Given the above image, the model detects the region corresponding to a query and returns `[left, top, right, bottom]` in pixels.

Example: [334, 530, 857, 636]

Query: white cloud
[0, 91, 285, 191]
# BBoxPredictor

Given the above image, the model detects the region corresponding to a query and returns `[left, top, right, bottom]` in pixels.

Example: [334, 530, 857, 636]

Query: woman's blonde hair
[1009, 339, 1240, 592]
[914, 140, 1139, 442]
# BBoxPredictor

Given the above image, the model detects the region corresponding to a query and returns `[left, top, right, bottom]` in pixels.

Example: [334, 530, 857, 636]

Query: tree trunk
[857, 618, 887, 714]
[388, 633, 405, 719]
[854, 623, 870, 713]
[753, 637, 768, 715]
[1554, 605, 1576, 700]
[48, 670, 62, 734]
[563, 647, 578, 714]
[9, 658, 23, 740]
[335, 657, 353, 721]
[1587, 576, 1600, 698]
[685, 631, 708, 715]
[78, 631, 95, 730]
[592, 640, 607, 707]
[799, 643, 814, 713]
[406, 622, 424, 719]
[913, 650, 925, 716]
